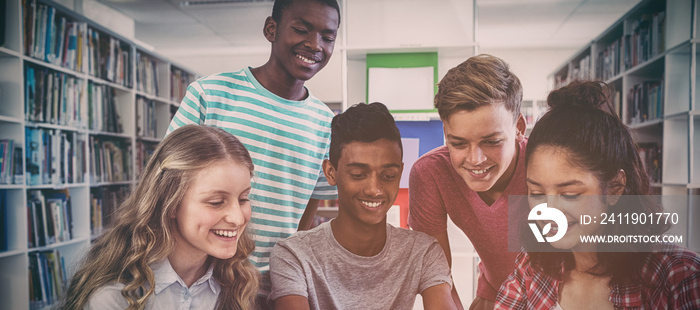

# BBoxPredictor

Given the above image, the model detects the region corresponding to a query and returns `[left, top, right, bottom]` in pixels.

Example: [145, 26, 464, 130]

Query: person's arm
[269, 242, 312, 310]
[494, 252, 529, 310]
[409, 158, 464, 309]
[273, 295, 311, 310]
[297, 198, 319, 231]
[432, 231, 464, 310]
[422, 283, 458, 310]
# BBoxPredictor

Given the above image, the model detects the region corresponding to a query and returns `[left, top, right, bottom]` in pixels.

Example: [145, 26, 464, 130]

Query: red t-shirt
[408, 139, 528, 301]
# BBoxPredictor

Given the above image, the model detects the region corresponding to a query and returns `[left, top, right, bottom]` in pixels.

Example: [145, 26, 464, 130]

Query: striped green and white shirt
[167, 67, 337, 294]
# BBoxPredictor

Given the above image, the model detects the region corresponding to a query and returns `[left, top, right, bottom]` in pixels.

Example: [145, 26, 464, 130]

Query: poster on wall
[367, 66, 435, 111]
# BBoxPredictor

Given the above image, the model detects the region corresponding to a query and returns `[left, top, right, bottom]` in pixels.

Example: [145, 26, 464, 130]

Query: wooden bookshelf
[0, 0, 199, 308]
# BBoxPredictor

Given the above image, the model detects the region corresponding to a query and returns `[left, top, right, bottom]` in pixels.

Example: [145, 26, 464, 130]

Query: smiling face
[526, 146, 609, 251]
[443, 104, 525, 198]
[324, 139, 403, 227]
[265, 0, 339, 82]
[173, 159, 252, 261]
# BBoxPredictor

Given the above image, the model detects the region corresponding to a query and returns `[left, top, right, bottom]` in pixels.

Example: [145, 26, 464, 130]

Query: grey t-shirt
[268, 221, 452, 310]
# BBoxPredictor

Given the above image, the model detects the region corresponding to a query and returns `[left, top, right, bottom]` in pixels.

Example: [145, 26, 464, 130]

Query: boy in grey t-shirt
[268, 102, 456, 310]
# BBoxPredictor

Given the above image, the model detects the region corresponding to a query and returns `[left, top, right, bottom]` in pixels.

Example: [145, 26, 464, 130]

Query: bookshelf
[0, 0, 198, 308]
[549, 0, 699, 252]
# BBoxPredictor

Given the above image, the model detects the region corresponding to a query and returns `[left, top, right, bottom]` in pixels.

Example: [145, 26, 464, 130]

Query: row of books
[135, 141, 158, 177]
[171, 67, 196, 102]
[626, 80, 664, 125]
[87, 82, 123, 133]
[522, 101, 547, 126]
[136, 51, 160, 96]
[23, 0, 89, 72]
[90, 136, 132, 184]
[25, 128, 87, 186]
[25, 64, 86, 128]
[29, 250, 68, 309]
[0, 139, 23, 185]
[136, 96, 157, 139]
[625, 11, 665, 70]
[596, 38, 623, 81]
[90, 186, 129, 237]
[22, 0, 134, 87]
[27, 189, 72, 248]
[568, 55, 591, 83]
[91, 30, 132, 87]
[637, 142, 662, 184]
[559, 10, 666, 87]
[612, 90, 622, 119]
[553, 55, 591, 89]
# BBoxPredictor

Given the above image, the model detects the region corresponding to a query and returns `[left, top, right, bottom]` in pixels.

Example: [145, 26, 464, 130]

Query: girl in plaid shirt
[496, 81, 700, 309]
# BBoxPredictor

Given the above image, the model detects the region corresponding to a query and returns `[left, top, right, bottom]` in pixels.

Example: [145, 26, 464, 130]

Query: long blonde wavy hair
[59, 125, 260, 310]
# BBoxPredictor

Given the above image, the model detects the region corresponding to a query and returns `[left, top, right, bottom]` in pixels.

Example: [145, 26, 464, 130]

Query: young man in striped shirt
[166, 0, 340, 304]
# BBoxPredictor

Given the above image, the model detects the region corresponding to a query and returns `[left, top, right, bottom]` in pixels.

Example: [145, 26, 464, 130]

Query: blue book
[42, 129, 50, 184]
[44, 6, 56, 63]
[25, 127, 43, 185]
[38, 252, 52, 304]
[0, 190, 7, 251]
[0, 141, 6, 183]
[25, 66, 36, 121]
[0, 139, 13, 184]
[66, 23, 77, 70]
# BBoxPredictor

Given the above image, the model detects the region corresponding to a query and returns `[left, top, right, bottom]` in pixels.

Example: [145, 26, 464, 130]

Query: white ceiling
[478, 0, 642, 48]
[95, 0, 642, 62]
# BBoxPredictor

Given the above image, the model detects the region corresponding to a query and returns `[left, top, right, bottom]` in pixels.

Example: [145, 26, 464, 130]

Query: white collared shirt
[84, 259, 221, 310]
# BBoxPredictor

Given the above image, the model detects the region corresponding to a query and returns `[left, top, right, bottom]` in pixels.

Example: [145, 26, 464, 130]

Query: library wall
[81, 0, 135, 39]
[479, 47, 578, 100]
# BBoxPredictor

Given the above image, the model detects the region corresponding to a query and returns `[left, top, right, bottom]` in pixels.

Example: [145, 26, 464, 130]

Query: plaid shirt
[496, 248, 700, 309]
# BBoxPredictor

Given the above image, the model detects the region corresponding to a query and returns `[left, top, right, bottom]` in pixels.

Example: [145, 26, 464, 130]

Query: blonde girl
[59, 125, 260, 310]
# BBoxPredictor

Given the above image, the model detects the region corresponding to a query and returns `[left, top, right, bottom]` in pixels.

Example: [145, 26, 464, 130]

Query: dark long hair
[524, 81, 668, 287]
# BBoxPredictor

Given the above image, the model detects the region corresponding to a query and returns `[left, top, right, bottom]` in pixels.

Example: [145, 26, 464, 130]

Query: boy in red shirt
[408, 54, 527, 310]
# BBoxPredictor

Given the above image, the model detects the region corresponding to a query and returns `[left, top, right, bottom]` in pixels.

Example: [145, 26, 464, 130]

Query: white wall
[51, 0, 135, 40]
[345, 0, 475, 46]
[172, 47, 579, 109]
[83, 0, 135, 39]
[478, 47, 578, 101]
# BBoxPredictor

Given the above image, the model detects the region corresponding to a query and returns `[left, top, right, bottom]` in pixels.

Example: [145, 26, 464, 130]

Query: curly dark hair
[271, 0, 340, 25]
[329, 102, 402, 168]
